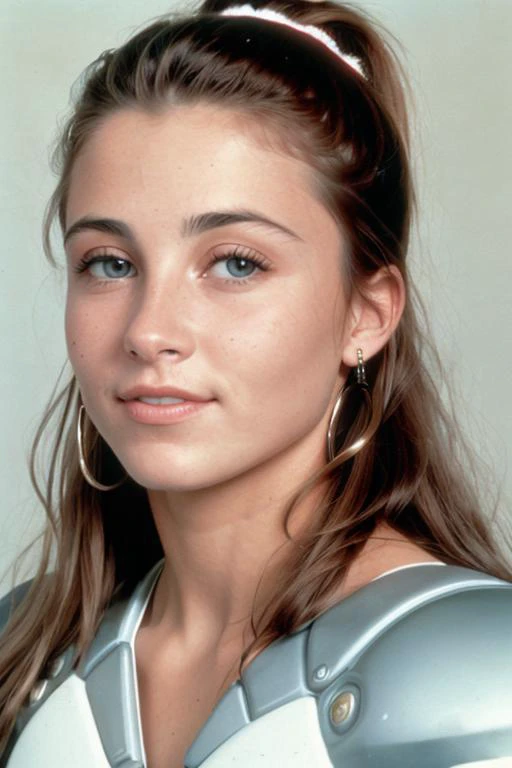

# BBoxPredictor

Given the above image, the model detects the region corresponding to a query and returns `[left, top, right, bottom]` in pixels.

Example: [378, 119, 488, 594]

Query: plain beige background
[1, 0, 511, 594]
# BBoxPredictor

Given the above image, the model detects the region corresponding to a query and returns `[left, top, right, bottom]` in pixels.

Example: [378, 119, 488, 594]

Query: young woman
[1, 1, 512, 766]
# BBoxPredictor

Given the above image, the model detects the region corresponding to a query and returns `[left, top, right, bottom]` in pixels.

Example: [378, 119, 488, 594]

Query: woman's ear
[341, 265, 405, 367]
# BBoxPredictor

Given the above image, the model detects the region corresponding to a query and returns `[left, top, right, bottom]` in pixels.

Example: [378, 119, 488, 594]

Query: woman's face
[65, 104, 354, 491]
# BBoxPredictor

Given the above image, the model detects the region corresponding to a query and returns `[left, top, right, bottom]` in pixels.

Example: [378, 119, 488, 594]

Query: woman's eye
[207, 249, 270, 284]
[76, 255, 136, 280]
[217, 256, 257, 279]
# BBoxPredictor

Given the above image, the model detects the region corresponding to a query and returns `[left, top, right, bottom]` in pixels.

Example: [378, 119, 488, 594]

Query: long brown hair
[1, 0, 510, 749]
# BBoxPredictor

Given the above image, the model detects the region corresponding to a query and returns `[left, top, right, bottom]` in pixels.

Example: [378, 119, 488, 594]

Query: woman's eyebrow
[64, 216, 132, 246]
[63, 209, 304, 246]
[182, 210, 304, 241]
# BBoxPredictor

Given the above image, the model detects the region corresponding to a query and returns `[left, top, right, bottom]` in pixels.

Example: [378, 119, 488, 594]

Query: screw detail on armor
[329, 691, 356, 726]
[313, 664, 329, 681]
[46, 654, 66, 679]
[28, 679, 48, 706]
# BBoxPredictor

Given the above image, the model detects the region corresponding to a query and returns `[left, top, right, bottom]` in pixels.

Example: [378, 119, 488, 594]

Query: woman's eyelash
[74, 256, 95, 274]
[73, 253, 130, 275]
[72, 247, 272, 282]
[206, 248, 271, 279]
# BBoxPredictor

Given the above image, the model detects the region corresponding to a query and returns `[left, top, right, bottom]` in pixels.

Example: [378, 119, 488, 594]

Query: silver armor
[2, 561, 512, 767]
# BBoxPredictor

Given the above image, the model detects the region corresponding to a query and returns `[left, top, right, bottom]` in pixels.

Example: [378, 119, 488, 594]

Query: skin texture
[64, 104, 411, 767]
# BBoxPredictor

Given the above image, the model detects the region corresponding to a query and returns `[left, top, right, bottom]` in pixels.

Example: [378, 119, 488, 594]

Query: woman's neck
[142, 434, 442, 658]
[144, 443, 327, 654]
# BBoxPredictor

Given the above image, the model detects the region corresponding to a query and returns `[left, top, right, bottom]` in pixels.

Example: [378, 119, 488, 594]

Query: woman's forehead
[65, 104, 341, 247]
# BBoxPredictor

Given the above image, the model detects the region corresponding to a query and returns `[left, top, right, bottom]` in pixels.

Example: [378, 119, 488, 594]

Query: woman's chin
[119, 459, 234, 494]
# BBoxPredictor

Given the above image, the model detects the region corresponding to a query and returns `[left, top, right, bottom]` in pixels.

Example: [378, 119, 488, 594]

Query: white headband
[220, 4, 365, 78]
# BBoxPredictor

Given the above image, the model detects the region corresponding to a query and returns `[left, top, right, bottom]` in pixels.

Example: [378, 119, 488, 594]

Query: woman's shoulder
[186, 563, 512, 767]
[0, 568, 156, 768]
[308, 561, 512, 670]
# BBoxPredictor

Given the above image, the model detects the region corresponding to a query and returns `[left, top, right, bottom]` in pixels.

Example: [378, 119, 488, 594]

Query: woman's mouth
[136, 396, 186, 405]
[118, 392, 215, 425]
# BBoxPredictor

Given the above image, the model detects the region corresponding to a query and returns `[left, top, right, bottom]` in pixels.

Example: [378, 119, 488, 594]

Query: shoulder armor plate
[186, 565, 512, 767]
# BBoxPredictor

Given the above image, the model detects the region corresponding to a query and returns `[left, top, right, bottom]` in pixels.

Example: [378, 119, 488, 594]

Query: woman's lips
[119, 384, 210, 402]
[120, 397, 214, 425]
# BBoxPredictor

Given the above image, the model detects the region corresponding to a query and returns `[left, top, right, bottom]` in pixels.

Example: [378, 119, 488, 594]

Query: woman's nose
[122, 279, 196, 364]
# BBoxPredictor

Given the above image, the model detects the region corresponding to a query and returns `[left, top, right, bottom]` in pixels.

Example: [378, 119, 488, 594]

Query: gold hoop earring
[77, 405, 124, 491]
[327, 348, 372, 463]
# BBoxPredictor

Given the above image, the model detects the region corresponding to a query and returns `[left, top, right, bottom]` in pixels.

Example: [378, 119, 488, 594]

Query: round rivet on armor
[29, 679, 48, 706]
[313, 664, 329, 681]
[330, 691, 356, 726]
[47, 654, 65, 679]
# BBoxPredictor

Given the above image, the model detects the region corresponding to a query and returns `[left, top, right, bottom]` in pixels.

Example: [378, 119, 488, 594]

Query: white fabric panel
[451, 760, 512, 767]
[199, 696, 332, 767]
[7, 675, 110, 768]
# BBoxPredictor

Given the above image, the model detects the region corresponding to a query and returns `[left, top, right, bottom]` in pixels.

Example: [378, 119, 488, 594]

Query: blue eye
[224, 256, 258, 278]
[76, 255, 136, 280]
[208, 249, 270, 284]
